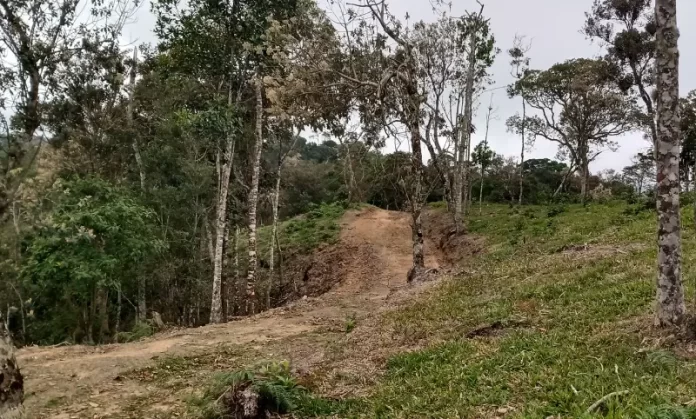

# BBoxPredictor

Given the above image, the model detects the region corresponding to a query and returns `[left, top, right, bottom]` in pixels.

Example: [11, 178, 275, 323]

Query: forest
[1, 0, 696, 417]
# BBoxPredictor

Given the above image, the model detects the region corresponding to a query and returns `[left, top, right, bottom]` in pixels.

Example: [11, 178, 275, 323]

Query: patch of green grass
[250, 202, 351, 259]
[318, 202, 696, 418]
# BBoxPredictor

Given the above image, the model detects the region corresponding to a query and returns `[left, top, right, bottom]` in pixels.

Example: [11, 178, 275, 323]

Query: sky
[123, 0, 696, 173]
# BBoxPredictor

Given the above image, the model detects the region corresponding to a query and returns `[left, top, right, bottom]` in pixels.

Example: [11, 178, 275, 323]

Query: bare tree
[654, 0, 685, 327]
[507, 35, 532, 204]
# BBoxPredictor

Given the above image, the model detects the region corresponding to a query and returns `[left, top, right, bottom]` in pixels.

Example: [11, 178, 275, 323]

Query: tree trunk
[580, 157, 589, 205]
[654, 0, 685, 327]
[210, 80, 237, 324]
[454, 29, 477, 232]
[222, 224, 229, 321]
[407, 124, 426, 282]
[128, 47, 148, 321]
[518, 99, 526, 205]
[115, 285, 121, 334]
[405, 70, 426, 281]
[268, 166, 281, 310]
[479, 165, 484, 215]
[554, 164, 576, 198]
[97, 287, 109, 343]
[233, 226, 240, 316]
[0, 314, 23, 418]
[246, 77, 264, 315]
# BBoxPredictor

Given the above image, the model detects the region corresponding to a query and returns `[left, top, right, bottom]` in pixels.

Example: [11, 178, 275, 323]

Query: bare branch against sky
[124, 0, 696, 172]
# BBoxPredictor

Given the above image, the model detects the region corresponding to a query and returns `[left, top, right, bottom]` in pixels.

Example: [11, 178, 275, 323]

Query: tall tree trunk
[210, 77, 237, 324]
[479, 165, 484, 215]
[0, 314, 23, 418]
[233, 226, 240, 315]
[407, 123, 426, 282]
[246, 77, 264, 315]
[580, 157, 589, 205]
[97, 288, 109, 343]
[115, 285, 122, 334]
[129, 47, 146, 192]
[129, 47, 148, 322]
[579, 140, 590, 205]
[222, 225, 229, 321]
[454, 29, 477, 232]
[654, 0, 685, 327]
[518, 99, 526, 205]
[268, 166, 281, 310]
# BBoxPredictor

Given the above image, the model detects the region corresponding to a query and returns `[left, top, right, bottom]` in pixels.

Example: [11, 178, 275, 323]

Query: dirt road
[18, 207, 441, 418]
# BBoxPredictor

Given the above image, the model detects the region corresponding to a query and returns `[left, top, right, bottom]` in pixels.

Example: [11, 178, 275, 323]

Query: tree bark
[115, 285, 122, 334]
[268, 166, 281, 310]
[654, 0, 685, 327]
[210, 77, 237, 324]
[0, 314, 23, 418]
[128, 47, 148, 322]
[222, 224, 229, 321]
[554, 163, 576, 198]
[580, 156, 590, 205]
[479, 165, 484, 215]
[407, 124, 426, 281]
[97, 287, 109, 343]
[233, 226, 240, 316]
[518, 99, 526, 205]
[246, 77, 264, 315]
[130, 47, 146, 192]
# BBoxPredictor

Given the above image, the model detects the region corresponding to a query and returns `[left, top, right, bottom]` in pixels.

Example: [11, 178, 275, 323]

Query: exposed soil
[18, 207, 449, 418]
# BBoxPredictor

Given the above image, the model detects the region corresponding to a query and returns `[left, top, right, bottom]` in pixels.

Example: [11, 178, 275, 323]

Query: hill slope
[18, 207, 441, 418]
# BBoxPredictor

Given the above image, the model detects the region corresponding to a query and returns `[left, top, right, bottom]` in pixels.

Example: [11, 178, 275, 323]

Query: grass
[255, 201, 351, 257]
[307, 201, 696, 418]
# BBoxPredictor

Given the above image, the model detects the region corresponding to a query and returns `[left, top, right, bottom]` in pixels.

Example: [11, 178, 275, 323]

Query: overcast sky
[123, 0, 696, 173]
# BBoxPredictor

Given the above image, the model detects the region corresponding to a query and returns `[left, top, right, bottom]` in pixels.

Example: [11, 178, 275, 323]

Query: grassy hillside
[307, 202, 696, 418]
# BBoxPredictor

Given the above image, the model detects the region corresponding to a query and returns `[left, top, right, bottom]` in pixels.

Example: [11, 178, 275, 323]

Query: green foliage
[21, 177, 163, 343]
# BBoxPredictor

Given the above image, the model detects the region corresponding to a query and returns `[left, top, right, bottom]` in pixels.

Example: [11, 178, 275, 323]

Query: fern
[189, 360, 308, 418]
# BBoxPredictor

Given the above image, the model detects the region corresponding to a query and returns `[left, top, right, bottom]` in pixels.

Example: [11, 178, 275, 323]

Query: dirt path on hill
[18, 207, 442, 418]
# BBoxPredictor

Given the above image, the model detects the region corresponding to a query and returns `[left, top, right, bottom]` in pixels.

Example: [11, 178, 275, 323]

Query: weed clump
[189, 361, 305, 419]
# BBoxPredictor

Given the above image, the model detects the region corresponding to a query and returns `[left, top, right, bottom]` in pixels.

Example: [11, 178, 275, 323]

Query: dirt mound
[423, 209, 485, 266]
[275, 239, 379, 305]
